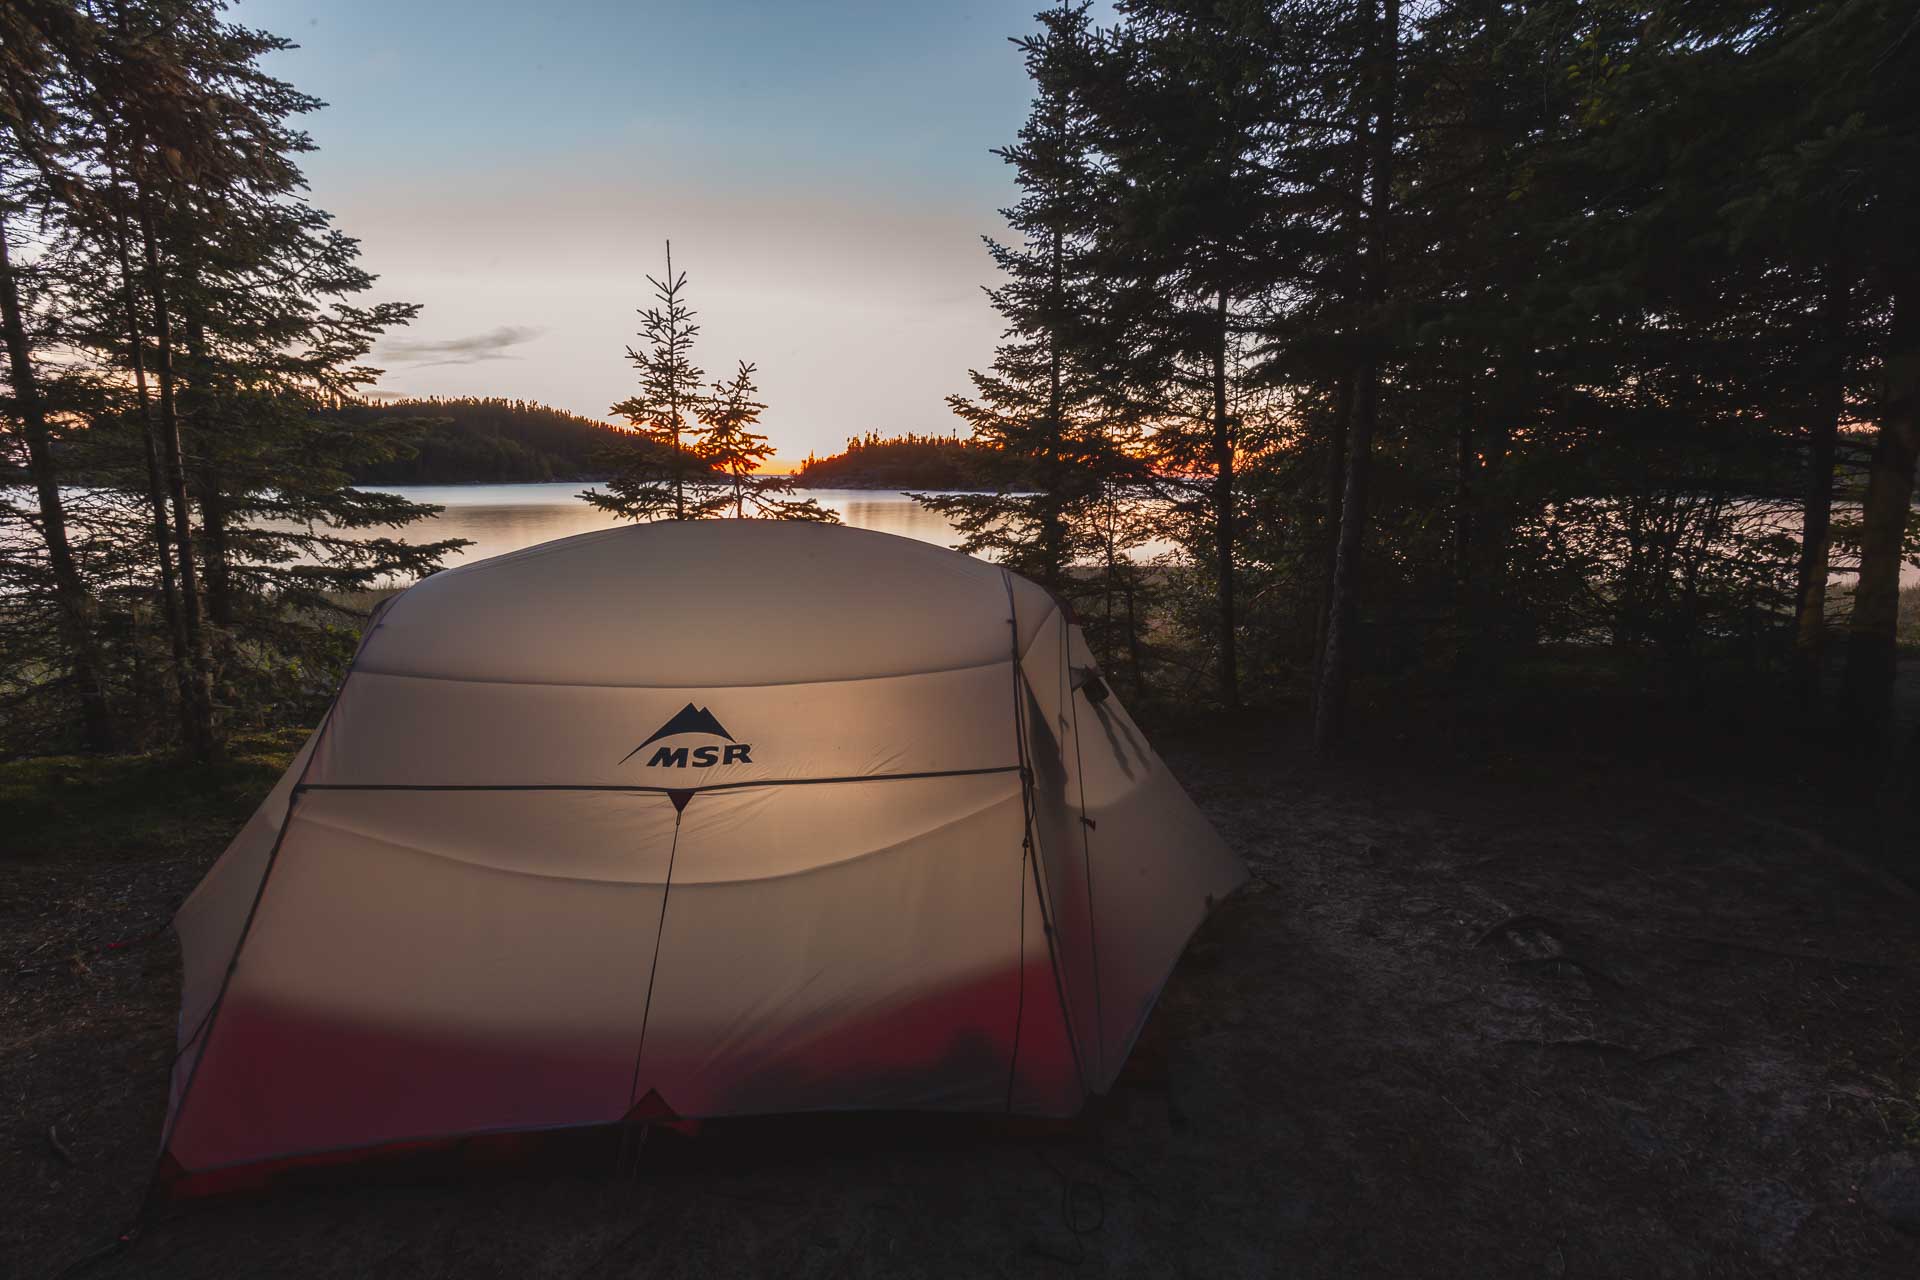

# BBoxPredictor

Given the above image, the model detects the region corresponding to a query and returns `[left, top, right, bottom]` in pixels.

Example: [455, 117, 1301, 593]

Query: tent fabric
[161, 521, 1246, 1181]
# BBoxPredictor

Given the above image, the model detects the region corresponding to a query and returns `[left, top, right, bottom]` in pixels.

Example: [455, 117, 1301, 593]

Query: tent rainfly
[159, 521, 1246, 1191]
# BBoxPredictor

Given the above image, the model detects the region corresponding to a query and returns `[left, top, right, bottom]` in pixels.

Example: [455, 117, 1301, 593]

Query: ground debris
[1862, 1151, 1920, 1235]
[7, 731, 1920, 1278]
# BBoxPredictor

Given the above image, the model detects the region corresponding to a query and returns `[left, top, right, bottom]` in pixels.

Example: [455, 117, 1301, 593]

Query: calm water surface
[330, 484, 1004, 579]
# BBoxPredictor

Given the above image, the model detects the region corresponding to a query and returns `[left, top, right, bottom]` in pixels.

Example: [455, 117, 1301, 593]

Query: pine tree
[587, 242, 728, 522]
[3, 0, 459, 754]
[920, 2, 1127, 600]
[0, 1, 117, 750]
[1310, 0, 1403, 756]
[1076, 0, 1301, 709]
[695, 361, 835, 521]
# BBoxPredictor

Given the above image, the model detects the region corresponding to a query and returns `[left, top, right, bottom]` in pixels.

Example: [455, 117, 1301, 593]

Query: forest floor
[4, 692, 1920, 1279]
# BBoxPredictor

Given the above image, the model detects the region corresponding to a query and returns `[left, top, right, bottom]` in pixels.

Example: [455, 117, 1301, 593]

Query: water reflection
[302, 484, 1179, 585]
[256, 484, 995, 582]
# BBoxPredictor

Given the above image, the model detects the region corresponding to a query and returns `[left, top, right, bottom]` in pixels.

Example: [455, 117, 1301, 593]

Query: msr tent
[159, 521, 1245, 1192]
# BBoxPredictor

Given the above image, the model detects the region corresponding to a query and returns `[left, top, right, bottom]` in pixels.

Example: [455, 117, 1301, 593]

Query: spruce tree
[695, 361, 835, 521]
[588, 242, 729, 522]
[3, 0, 459, 753]
[1313, 0, 1402, 755]
[1076, 0, 1299, 709]
[921, 2, 1122, 598]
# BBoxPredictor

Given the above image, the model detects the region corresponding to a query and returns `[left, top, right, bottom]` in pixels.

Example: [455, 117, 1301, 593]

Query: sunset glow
[233, 0, 1049, 464]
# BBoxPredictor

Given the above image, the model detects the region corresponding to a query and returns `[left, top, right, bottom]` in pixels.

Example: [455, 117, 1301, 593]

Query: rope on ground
[1027, 1150, 1105, 1267]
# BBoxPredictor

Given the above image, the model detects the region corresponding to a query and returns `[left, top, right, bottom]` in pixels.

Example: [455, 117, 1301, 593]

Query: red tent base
[152, 1105, 1095, 1204]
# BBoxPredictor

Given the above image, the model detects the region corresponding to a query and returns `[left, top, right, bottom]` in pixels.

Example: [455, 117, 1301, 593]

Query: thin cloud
[377, 325, 544, 367]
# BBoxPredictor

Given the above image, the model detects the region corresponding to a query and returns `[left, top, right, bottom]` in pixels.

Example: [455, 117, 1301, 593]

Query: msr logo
[619, 703, 753, 768]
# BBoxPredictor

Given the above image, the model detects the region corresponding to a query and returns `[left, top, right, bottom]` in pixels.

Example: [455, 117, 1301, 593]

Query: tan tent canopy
[161, 521, 1245, 1187]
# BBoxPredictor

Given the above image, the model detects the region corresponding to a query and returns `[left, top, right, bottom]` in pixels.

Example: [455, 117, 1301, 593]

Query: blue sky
[233, 0, 1060, 463]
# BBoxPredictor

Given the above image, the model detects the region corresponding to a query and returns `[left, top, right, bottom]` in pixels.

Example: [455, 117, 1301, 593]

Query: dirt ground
[6, 721, 1920, 1279]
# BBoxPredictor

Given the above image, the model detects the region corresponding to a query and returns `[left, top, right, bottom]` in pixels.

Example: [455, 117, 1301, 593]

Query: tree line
[794, 433, 987, 489]
[930, 0, 1916, 759]
[4, 0, 1915, 775]
[1, 0, 457, 760]
[344, 398, 632, 486]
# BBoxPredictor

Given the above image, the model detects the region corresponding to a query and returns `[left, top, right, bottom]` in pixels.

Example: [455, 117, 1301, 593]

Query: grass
[1, 729, 306, 864]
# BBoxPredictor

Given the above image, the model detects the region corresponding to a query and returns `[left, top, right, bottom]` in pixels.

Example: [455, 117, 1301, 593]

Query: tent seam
[284, 782, 1024, 887]
[628, 810, 683, 1112]
[346, 655, 1020, 691]
[1064, 624, 1108, 1086]
[1000, 571, 1089, 1105]
[292, 765, 1022, 796]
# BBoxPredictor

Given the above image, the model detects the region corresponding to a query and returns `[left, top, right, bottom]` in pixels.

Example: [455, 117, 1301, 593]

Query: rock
[1862, 1151, 1920, 1235]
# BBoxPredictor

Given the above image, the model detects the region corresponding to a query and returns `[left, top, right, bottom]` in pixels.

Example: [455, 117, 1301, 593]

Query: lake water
[18, 482, 1912, 590]
[323, 484, 1003, 578]
[288, 484, 1916, 591]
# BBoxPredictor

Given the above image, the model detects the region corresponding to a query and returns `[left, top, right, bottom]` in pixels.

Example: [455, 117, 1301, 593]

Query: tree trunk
[112, 200, 193, 740]
[1317, 357, 1381, 756]
[1793, 263, 1850, 713]
[1311, 371, 1352, 687]
[0, 211, 114, 751]
[1454, 388, 1476, 607]
[138, 185, 218, 759]
[1042, 226, 1068, 595]
[667, 241, 685, 521]
[1479, 338, 1524, 648]
[1841, 267, 1917, 746]
[200, 488, 235, 626]
[181, 307, 236, 626]
[1314, 0, 1400, 760]
[1212, 287, 1239, 710]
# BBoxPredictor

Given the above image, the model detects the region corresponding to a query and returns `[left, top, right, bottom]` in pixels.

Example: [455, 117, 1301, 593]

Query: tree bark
[1311, 370, 1352, 689]
[0, 210, 114, 750]
[111, 198, 193, 739]
[181, 307, 235, 625]
[1793, 263, 1849, 712]
[1314, 0, 1400, 759]
[1454, 389, 1476, 606]
[199, 487, 234, 626]
[666, 241, 686, 521]
[137, 183, 217, 759]
[1042, 224, 1068, 594]
[1317, 354, 1381, 756]
[1212, 287, 1239, 709]
[1841, 267, 1917, 745]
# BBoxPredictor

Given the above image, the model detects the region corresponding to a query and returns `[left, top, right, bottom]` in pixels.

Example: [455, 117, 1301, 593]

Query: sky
[231, 0, 1060, 467]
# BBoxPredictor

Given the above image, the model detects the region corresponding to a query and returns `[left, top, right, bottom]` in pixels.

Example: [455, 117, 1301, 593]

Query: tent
[159, 521, 1246, 1190]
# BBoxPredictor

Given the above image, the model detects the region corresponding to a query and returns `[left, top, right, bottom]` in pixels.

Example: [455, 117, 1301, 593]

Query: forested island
[789, 432, 988, 489]
[322, 402, 980, 490]
[339, 398, 630, 485]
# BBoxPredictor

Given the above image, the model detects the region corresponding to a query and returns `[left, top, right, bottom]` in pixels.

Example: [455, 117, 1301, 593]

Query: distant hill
[343, 397, 632, 484]
[792, 432, 990, 490]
